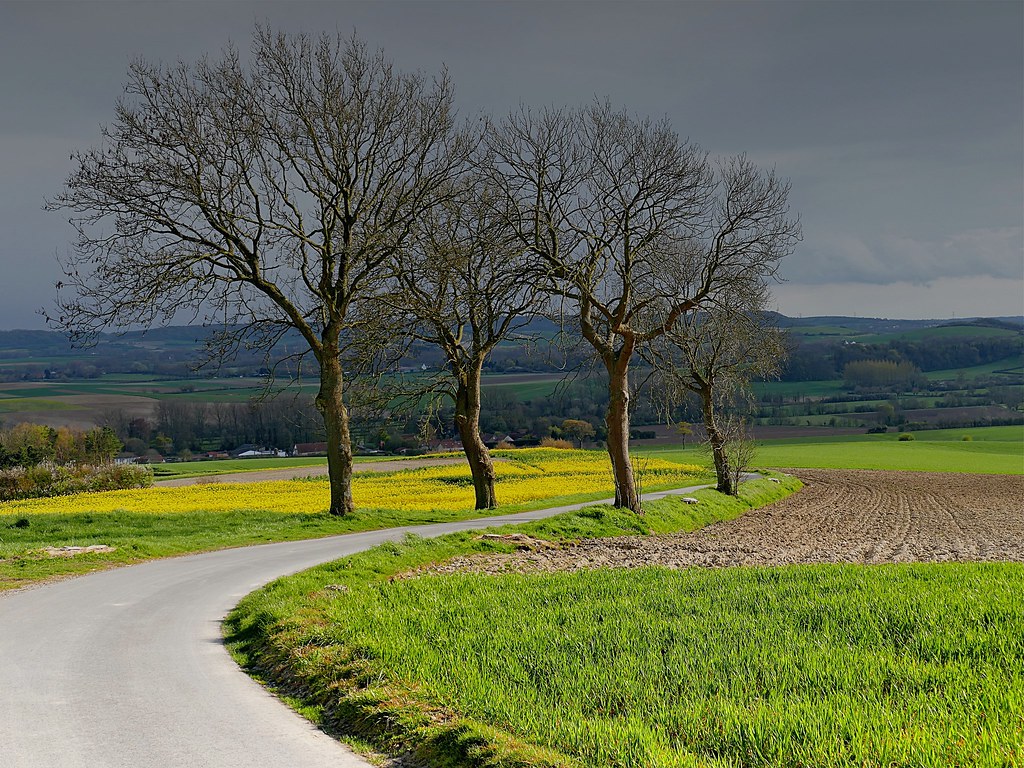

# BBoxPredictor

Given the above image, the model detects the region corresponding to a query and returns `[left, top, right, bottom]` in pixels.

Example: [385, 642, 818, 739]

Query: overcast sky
[1, 0, 1021, 329]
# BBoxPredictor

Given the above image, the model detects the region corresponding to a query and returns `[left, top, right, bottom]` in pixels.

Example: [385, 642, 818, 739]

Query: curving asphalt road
[0, 485, 713, 768]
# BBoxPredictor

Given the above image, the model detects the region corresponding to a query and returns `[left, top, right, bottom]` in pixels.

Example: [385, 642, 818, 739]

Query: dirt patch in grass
[427, 469, 1024, 574]
[40, 544, 116, 557]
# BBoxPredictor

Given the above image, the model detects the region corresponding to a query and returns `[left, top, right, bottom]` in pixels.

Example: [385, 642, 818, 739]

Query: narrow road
[0, 484, 713, 768]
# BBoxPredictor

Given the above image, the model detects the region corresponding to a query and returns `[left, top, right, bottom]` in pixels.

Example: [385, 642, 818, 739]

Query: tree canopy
[50, 27, 468, 514]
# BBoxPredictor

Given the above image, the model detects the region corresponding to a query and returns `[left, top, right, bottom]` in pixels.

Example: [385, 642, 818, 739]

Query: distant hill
[1, 315, 1020, 382]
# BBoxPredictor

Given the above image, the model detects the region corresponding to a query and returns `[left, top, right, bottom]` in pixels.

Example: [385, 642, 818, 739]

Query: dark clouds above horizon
[1, 0, 1021, 328]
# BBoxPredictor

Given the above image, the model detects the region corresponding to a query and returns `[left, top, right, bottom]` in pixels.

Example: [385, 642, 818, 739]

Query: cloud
[772, 275, 1024, 320]
[786, 226, 1023, 286]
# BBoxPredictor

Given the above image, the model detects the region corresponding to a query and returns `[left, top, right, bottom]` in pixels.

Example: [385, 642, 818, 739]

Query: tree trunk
[701, 390, 733, 495]
[315, 345, 355, 516]
[454, 362, 498, 509]
[605, 356, 641, 513]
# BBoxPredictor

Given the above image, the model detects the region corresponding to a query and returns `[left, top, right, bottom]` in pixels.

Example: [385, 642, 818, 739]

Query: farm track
[429, 469, 1024, 574]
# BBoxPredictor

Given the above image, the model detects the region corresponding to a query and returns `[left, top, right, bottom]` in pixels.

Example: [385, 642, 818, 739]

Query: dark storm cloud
[0, 0, 1020, 328]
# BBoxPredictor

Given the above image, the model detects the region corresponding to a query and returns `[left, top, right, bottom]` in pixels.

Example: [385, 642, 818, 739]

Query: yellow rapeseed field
[0, 448, 706, 515]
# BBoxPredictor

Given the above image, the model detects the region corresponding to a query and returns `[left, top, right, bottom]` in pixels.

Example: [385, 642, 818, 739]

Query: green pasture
[482, 377, 564, 402]
[753, 379, 847, 399]
[1, 373, 570, 411]
[99, 375, 298, 402]
[853, 324, 1021, 344]
[227, 476, 1020, 768]
[911, 424, 1023, 441]
[785, 323, 866, 339]
[148, 456, 328, 478]
[149, 455, 414, 480]
[0, 355, 74, 366]
[153, 386, 312, 403]
[0, 375, 318, 407]
[89, 373, 160, 382]
[639, 425, 1024, 474]
[0, 372, 571, 412]
[926, 354, 1024, 382]
[0, 381, 156, 399]
[0, 398, 76, 413]
[0, 384, 82, 398]
[772, 406, 1016, 429]
[755, 438, 1022, 474]
[753, 355, 1022, 400]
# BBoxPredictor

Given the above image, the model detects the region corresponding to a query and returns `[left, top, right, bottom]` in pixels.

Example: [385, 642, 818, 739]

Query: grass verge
[0, 505, 479, 590]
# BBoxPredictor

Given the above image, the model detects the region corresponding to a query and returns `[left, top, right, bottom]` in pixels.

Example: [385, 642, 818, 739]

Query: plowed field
[436, 469, 1024, 573]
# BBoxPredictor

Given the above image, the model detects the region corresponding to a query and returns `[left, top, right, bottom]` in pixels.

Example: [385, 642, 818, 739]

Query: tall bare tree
[48, 27, 467, 515]
[385, 172, 541, 508]
[488, 103, 800, 512]
[648, 288, 787, 495]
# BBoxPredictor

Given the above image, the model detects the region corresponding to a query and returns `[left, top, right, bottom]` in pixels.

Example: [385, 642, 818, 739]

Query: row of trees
[97, 397, 325, 457]
[842, 359, 925, 390]
[782, 334, 1021, 382]
[51, 27, 798, 513]
[0, 423, 122, 469]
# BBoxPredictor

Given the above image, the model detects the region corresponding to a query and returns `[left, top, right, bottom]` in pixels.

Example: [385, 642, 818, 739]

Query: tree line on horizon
[1, 318, 1019, 388]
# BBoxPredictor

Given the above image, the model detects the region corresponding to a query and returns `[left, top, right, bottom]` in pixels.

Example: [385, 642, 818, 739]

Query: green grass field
[0, 375, 311, 405]
[853, 324, 1022, 344]
[148, 454, 419, 479]
[752, 379, 848, 399]
[639, 425, 1024, 474]
[0, 398, 77, 413]
[0, 372, 570, 413]
[925, 354, 1024, 382]
[227, 474, 1021, 768]
[481, 373, 565, 401]
[148, 456, 330, 478]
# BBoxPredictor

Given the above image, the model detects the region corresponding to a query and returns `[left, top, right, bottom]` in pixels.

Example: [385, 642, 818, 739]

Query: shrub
[898, 433, 915, 442]
[0, 462, 152, 501]
[0, 467, 24, 500]
[539, 437, 574, 450]
[629, 429, 657, 440]
[961, 435, 973, 442]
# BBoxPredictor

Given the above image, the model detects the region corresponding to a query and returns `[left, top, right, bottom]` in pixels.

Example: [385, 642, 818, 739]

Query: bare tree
[648, 289, 787, 495]
[488, 104, 799, 512]
[48, 27, 467, 515]
[384, 172, 542, 509]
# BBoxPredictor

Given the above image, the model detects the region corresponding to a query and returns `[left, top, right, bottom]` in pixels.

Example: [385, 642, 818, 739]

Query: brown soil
[426, 469, 1024, 575]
